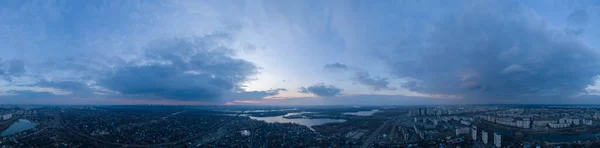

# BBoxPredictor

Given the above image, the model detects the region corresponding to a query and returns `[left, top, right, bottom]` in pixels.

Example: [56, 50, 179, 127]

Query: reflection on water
[343, 109, 379, 116]
[249, 113, 346, 131]
[1, 119, 37, 136]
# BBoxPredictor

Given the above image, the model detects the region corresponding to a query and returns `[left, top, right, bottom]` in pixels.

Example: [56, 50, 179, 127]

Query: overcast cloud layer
[2, 0, 600, 105]
[377, 1, 600, 103]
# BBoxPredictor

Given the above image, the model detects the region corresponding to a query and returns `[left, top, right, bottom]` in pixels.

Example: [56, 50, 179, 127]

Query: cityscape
[4, 0, 600, 147]
[3, 105, 600, 147]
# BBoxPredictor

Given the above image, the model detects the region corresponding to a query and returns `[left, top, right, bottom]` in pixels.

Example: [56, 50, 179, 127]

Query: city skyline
[2, 0, 600, 105]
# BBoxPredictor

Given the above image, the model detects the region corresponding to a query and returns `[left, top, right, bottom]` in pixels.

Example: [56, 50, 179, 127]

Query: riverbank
[0, 115, 20, 132]
[1, 119, 38, 136]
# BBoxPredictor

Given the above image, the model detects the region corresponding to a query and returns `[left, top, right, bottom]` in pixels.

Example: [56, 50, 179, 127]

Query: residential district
[2, 105, 600, 147]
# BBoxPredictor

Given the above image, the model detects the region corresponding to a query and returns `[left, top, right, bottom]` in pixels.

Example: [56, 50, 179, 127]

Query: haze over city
[2, 0, 600, 106]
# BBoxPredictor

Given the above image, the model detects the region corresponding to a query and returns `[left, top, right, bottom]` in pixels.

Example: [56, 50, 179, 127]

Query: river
[249, 112, 346, 130]
[1, 119, 37, 136]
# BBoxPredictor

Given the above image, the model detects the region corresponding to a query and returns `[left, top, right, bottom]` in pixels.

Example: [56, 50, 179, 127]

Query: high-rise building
[583, 119, 593, 125]
[516, 120, 531, 128]
[471, 126, 477, 141]
[549, 122, 570, 128]
[2, 114, 12, 120]
[573, 119, 581, 125]
[456, 127, 470, 136]
[460, 120, 471, 126]
[494, 132, 501, 148]
[523, 120, 531, 128]
[482, 131, 488, 144]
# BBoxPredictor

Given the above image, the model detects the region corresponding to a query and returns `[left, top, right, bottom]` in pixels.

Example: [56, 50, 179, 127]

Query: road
[161, 111, 187, 120]
[360, 121, 389, 148]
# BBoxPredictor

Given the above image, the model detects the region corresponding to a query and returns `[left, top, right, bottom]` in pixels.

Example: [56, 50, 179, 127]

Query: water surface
[249, 112, 346, 130]
[1, 119, 37, 136]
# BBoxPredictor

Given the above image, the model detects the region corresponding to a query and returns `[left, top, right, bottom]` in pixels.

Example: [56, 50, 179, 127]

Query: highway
[360, 121, 388, 148]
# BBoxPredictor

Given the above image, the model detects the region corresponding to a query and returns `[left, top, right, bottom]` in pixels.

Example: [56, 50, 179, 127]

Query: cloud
[7, 59, 26, 75]
[501, 64, 531, 74]
[97, 35, 258, 101]
[324, 62, 349, 71]
[0, 59, 27, 81]
[1, 90, 59, 99]
[224, 88, 286, 101]
[1, 59, 26, 76]
[567, 9, 589, 25]
[354, 71, 395, 91]
[0, 1, 276, 104]
[379, 1, 600, 101]
[240, 42, 257, 54]
[324, 62, 395, 91]
[35, 80, 95, 96]
[565, 9, 589, 36]
[250, 94, 460, 106]
[565, 28, 584, 36]
[0, 31, 270, 103]
[0, 59, 4, 76]
[299, 83, 342, 97]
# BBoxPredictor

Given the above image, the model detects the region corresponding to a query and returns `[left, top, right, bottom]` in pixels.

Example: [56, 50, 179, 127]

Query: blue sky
[2, 0, 600, 105]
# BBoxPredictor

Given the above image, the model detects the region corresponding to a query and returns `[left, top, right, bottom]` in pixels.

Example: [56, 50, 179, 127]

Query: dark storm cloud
[324, 63, 348, 71]
[380, 1, 600, 101]
[299, 83, 342, 97]
[100, 64, 231, 100]
[567, 9, 589, 25]
[98, 35, 259, 101]
[1, 33, 265, 103]
[354, 71, 395, 91]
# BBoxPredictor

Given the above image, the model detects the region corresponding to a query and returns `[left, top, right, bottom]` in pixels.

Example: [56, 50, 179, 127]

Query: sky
[2, 0, 600, 105]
